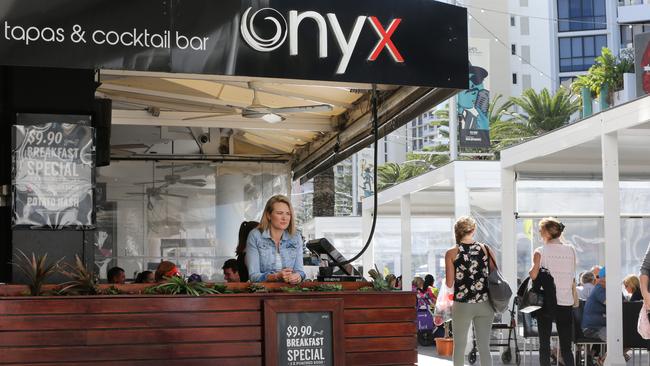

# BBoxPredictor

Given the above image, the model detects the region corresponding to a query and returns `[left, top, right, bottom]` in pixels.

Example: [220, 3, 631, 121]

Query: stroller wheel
[515, 351, 521, 365]
[501, 348, 512, 363]
[468, 350, 477, 365]
[417, 330, 435, 346]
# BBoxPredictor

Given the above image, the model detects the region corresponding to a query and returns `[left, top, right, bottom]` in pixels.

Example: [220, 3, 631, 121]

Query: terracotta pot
[435, 337, 454, 357]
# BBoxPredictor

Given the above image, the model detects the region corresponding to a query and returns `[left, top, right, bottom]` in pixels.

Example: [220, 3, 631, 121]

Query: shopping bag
[638, 303, 650, 339]
[433, 285, 454, 326]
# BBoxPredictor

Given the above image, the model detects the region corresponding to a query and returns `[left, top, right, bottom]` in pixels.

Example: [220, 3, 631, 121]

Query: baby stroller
[416, 295, 437, 346]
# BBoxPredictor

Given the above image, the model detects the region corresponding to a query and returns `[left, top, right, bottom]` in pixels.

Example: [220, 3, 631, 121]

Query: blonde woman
[624, 274, 642, 301]
[246, 195, 304, 284]
[529, 217, 576, 366]
[445, 216, 495, 366]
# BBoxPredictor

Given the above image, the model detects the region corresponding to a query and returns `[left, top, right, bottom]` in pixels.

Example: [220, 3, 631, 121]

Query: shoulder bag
[481, 243, 513, 313]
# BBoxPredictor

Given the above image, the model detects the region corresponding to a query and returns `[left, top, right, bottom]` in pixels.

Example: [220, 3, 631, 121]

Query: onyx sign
[0, 0, 468, 88]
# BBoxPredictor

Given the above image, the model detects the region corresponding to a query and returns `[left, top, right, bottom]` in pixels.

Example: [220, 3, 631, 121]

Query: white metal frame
[361, 160, 500, 287]
[500, 95, 650, 366]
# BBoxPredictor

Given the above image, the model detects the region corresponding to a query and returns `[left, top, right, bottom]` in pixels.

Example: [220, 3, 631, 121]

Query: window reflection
[93, 161, 289, 281]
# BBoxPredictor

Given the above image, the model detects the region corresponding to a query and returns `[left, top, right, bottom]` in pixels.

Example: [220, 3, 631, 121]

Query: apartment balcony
[618, 0, 650, 23]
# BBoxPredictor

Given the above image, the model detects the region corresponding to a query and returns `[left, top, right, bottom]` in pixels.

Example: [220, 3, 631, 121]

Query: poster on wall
[12, 114, 95, 229]
[634, 32, 650, 97]
[356, 147, 374, 201]
[459, 64, 490, 148]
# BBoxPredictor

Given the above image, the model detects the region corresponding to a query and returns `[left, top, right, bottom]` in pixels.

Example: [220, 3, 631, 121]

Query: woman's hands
[269, 268, 302, 284]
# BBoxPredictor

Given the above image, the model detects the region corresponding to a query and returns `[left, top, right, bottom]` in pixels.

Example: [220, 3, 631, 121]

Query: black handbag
[518, 276, 544, 308]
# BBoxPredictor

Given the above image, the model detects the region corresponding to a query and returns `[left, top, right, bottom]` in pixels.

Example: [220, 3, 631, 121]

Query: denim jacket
[245, 228, 305, 282]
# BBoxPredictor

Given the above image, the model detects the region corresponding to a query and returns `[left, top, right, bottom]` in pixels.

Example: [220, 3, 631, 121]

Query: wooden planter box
[0, 288, 417, 365]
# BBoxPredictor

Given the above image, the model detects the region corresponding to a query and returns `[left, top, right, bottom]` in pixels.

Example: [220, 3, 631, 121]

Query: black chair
[573, 300, 605, 366]
[622, 301, 650, 362]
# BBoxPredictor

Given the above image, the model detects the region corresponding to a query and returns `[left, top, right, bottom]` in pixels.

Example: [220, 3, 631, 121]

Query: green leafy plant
[248, 283, 268, 293]
[213, 284, 232, 294]
[59, 255, 99, 295]
[11, 250, 62, 296]
[281, 286, 313, 293]
[146, 276, 219, 296]
[572, 47, 634, 103]
[312, 284, 343, 292]
[367, 268, 393, 292]
[358, 286, 374, 292]
[507, 87, 581, 134]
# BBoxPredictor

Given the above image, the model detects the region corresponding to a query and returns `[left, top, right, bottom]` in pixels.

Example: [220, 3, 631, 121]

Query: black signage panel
[277, 312, 332, 366]
[0, 0, 468, 88]
[264, 299, 344, 366]
[12, 114, 95, 229]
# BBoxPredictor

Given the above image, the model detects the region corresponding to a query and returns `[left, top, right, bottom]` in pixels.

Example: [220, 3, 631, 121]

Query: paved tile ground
[417, 346, 650, 365]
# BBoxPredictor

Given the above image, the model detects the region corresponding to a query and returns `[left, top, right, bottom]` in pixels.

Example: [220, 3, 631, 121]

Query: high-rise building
[508, 0, 619, 89]
[619, 1, 650, 49]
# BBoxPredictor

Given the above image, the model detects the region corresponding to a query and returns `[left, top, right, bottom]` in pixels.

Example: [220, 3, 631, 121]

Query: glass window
[572, 37, 583, 57]
[559, 35, 607, 72]
[95, 161, 289, 281]
[560, 38, 571, 58]
[510, 16, 516, 27]
[512, 73, 518, 84]
[557, 0, 606, 32]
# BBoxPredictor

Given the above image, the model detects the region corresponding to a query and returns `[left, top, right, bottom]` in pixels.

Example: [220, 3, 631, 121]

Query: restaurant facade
[0, 0, 468, 365]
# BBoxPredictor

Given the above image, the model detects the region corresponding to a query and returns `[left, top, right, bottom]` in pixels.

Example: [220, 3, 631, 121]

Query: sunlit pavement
[417, 346, 650, 365]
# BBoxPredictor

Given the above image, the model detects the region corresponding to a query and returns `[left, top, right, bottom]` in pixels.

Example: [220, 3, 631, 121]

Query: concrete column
[215, 173, 245, 260]
[601, 132, 625, 366]
[400, 194, 412, 291]
[500, 167, 518, 297]
[361, 207, 374, 280]
[453, 163, 470, 218]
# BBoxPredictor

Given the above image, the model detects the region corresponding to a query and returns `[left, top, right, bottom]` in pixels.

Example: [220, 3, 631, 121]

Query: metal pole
[449, 96, 459, 161]
[400, 195, 412, 291]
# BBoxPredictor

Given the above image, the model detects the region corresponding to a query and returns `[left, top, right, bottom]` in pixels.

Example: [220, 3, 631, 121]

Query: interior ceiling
[98, 71, 455, 179]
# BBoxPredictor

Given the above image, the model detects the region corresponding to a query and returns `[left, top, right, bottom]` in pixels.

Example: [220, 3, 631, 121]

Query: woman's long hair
[258, 195, 296, 235]
[236, 220, 259, 256]
[454, 216, 477, 244]
[423, 274, 434, 290]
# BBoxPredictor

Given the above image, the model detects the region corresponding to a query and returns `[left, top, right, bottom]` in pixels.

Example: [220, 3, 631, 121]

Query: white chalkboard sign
[12, 114, 95, 229]
[264, 299, 344, 366]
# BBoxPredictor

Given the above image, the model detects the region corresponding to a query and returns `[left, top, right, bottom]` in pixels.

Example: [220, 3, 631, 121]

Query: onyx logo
[240, 7, 404, 74]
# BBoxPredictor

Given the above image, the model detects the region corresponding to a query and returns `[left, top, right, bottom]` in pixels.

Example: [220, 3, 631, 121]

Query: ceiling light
[262, 114, 285, 123]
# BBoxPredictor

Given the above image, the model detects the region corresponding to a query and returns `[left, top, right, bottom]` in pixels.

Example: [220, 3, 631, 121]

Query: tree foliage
[571, 47, 634, 101]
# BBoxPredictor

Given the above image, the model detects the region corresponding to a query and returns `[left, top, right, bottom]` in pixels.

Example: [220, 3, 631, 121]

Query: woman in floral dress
[445, 216, 496, 366]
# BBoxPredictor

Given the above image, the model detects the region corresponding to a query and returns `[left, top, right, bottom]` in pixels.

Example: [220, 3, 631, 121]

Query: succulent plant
[11, 250, 62, 296]
[146, 276, 219, 296]
[58, 255, 99, 295]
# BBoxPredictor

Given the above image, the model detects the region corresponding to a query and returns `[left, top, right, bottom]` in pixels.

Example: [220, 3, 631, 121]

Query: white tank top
[539, 241, 576, 306]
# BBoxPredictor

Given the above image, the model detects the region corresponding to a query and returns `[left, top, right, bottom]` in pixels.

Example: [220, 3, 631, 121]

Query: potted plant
[434, 319, 454, 356]
[11, 250, 62, 296]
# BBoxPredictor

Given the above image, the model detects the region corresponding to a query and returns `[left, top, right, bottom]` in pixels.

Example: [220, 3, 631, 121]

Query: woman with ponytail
[445, 216, 496, 366]
[529, 217, 576, 366]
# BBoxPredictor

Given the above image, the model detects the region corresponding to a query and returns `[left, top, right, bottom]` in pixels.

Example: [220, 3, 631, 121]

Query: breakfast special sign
[12, 114, 95, 229]
[0, 0, 468, 88]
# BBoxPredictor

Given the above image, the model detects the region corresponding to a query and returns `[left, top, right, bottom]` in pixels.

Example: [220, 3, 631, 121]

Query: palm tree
[377, 163, 401, 190]
[507, 87, 581, 133]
